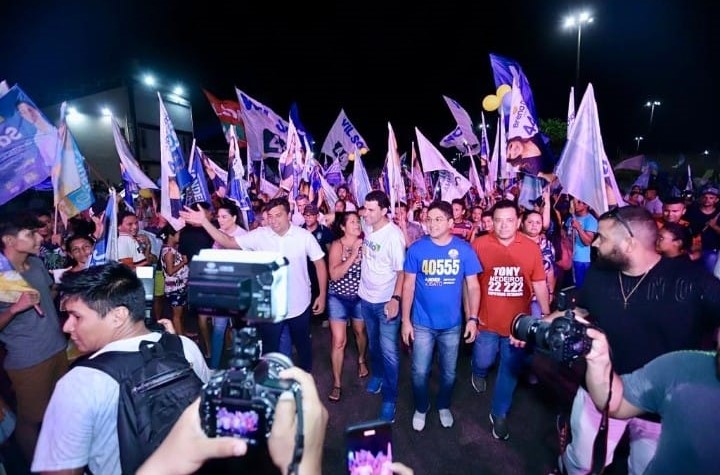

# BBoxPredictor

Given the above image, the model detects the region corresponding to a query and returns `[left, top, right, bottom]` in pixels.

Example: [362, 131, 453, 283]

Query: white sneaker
[439, 409, 454, 428]
[412, 410, 427, 431]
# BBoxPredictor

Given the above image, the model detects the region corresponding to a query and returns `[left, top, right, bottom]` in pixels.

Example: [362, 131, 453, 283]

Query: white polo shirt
[234, 225, 325, 318]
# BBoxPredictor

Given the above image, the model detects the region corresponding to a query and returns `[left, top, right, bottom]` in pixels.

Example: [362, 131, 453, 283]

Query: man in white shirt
[181, 197, 327, 371]
[32, 262, 209, 475]
[359, 190, 405, 422]
[643, 186, 664, 220]
[117, 210, 156, 269]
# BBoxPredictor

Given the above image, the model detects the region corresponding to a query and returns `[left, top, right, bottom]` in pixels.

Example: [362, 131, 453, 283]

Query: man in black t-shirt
[550, 206, 720, 475]
[684, 185, 720, 273]
[302, 204, 334, 326]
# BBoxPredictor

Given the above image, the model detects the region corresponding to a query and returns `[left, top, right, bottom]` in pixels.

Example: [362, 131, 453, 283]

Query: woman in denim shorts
[326, 211, 367, 402]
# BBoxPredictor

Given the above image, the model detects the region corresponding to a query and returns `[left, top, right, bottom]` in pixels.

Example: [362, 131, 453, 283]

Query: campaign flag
[686, 164, 693, 191]
[290, 102, 315, 151]
[352, 150, 372, 207]
[498, 110, 514, 179]
[567, 87, 576, 138]
[489, 120, 500, 186]
[202, 89, 246, 147]
[89, 188, 118, 267]
[278, 118, 303, 195]
[554, 84, 624, 214]
[0, 251, 38, 303]
[235, 88, 288, 161]
[614, 154, 646, 172]
[0, 85, 57, 205]
[53, 102, 95, 223]
[202, 154, 228, 194]
[111, 117, 156, 211]
[508, 77, 538, 140]
[480, 112, 490, 160]
[159, 93, 187, 230]
[0, 81, 9, 98]
[409, 143, 427, 199]
[227, 126, 253, 227]
[324, 159, 344, 186]
[439, 95, 481, 155]
[184, 140, 213, 208]
[320, 109, 369, 171]
[415, 127, 471, 203]
[490, 53, 538, 120]
[468, 154, 484, 199]
[386, 122, 406, 212]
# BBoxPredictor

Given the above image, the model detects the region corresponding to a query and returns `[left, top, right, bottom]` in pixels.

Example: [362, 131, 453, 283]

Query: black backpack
[75, 333, 204, 475]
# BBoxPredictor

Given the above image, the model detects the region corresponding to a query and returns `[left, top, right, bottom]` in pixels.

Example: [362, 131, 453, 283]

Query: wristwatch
[391, 295, 401, 302]
[467, 317, 479, 324]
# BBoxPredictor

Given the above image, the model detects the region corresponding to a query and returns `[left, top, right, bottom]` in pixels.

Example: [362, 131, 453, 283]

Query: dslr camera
[511, 287, 592, 364]
[200, 327, 299, 445]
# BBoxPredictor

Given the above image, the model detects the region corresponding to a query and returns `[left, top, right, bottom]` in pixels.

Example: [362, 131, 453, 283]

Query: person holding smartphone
[401, 201, 481, 431]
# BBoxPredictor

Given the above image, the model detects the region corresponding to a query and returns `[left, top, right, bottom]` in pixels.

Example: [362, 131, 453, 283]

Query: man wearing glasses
[552, 206, 720, 475]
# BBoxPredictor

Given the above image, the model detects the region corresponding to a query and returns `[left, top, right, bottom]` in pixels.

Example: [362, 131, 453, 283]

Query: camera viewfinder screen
[346, 423, 392, 475]
[215, 405, 264, 441]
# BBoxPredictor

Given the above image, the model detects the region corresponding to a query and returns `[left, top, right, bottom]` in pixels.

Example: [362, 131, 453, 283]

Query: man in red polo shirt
[470, 199, 550, 441]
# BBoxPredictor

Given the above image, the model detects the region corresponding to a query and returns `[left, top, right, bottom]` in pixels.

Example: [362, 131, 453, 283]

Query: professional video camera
[187, 249, 289, 323]
[200, 326, 299, 445]
[510, 286, 593, 364]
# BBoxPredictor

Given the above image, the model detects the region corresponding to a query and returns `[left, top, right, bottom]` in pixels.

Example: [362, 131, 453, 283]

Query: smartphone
[345, 420, 392, 475]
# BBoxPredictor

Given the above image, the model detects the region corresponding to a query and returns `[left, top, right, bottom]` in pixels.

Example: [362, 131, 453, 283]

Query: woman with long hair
[326, 211, 368, 402]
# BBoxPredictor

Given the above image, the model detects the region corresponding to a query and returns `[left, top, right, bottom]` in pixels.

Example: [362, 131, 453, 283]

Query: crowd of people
[0, 171, 719, 474]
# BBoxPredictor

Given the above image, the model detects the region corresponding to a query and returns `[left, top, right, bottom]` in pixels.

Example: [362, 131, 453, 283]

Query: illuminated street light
[645, 100, 661, 129]
[67, 106, 79, 116]
[101, 106, 112, 117]
[703, 150, 710, 156]
[564, 11, 594, 88]
[173, 85, 184, 96]
[143, 74, 156, 87]
[634, 136, 644, 152]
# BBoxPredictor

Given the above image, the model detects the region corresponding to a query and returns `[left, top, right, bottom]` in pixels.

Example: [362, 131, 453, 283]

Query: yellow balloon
[482, 94, 500, 112]
[496, 84, 511, 100]
[360, 147, 368, 155]
[348, 153, 356, 162]
[139, 189, 153, 199]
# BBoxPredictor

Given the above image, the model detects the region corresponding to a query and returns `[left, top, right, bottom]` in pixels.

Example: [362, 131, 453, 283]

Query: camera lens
[511, 314, 540, 343]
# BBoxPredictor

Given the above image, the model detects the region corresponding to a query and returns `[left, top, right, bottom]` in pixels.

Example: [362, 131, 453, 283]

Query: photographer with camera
[539, 206, 720, 475]
[582, 327, 720, 474]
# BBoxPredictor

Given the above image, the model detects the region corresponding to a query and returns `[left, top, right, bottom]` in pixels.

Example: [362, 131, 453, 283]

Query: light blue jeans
[360, 299, 400, 404]
[472, 331, 528, 417]
[411, 324, 461, 412]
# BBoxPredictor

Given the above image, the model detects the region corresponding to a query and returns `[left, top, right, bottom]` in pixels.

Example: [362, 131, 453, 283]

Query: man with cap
[302, 203, 335, 326]
[685, 185, 720, 273]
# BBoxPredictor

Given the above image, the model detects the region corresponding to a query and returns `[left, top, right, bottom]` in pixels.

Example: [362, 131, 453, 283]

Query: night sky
[3, 0, 718, 170]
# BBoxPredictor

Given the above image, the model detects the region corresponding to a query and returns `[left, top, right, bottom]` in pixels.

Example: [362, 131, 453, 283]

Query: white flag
[567, 87, 576, 138]
[415, 127, 470, 203]
[386, 122, 406, 212]
[158, 93, 186, 230]
[554, 83, 624, 214]
[352, 150, 372, 207]
[235, 88, 289, 160]
[320, 109, 369, 171]
[439, 95, 481, 155]
[111, 118, 157, 190]
[468, 154, 484, 199]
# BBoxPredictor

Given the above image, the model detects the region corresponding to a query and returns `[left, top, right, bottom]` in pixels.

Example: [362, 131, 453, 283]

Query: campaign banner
[0, 85, 56, 205]
[235, 88, 289, 161]
[320, 109, 369, 170]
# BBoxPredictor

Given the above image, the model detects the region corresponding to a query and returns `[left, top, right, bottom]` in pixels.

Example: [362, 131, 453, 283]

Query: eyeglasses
[599, 208, 634, 238]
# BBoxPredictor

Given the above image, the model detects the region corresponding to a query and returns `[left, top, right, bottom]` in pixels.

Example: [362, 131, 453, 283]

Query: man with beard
[551, 206, 720, 475]
[583, 327, 720, 474]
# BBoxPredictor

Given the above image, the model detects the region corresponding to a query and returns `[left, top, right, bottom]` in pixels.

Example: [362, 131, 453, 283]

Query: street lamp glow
[143, 74, 156, 87]
[67, 106, 79, 116]
[173, 85, 184, 96]
[645, 100, 661, 107]
[645, 99, 662, 128]
[101, 107, 112, 117]
[703, 150, 710, 156]
[563, 11, 594, 88]
[634, 136, 644, 152]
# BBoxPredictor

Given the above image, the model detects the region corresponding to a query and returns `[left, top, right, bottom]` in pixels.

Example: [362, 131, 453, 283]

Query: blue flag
[89, 188, 118, 266]
[184, 141, 213, 209]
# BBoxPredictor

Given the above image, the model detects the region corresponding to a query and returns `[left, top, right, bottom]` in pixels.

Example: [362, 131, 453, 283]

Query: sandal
[358, 360, 369, 379]
[328, 386, 342, 402]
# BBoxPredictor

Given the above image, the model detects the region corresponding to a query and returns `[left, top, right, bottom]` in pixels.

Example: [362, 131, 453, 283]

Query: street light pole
[645, 100, 661, 129]
[564, 11, 594, 89]
[634, 136, 644, 152]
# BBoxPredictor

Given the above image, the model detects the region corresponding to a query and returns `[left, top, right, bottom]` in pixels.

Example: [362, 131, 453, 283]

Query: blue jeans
[258, 307, 312, 372]
[573, 261, 591, 288]
[412, 324, 461, 412]
[472, 331, 528, 417]
[361, 299, 400, 404]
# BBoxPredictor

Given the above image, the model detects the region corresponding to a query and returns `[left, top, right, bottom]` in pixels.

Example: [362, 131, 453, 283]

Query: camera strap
[286, 385, 305, 475]
[588, 367, 613, 475]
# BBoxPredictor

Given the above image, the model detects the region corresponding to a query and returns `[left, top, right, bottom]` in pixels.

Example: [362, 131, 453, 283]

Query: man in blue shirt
[566, 198, 597, 288]
[401, 201, 481, 431]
